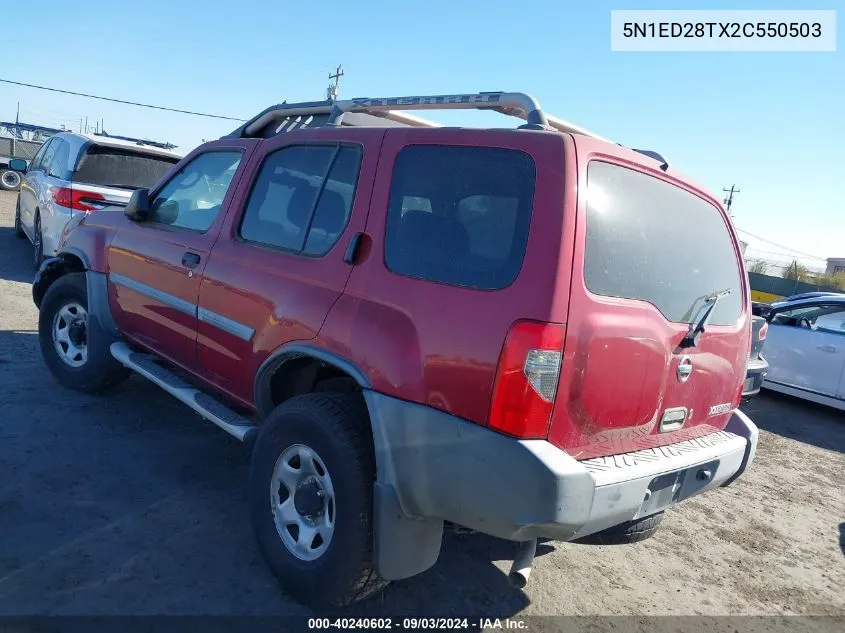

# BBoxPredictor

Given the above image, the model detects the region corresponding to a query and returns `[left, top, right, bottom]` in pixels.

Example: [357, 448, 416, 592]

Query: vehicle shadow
[0, 328, 543, 617]
[743, 391, 845, 453]
[839, 523, 845, 556]
[0, 225, 37, 284]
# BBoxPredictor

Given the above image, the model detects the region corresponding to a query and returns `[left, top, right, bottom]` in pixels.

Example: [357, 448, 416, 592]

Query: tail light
[488, 320, 565, 438]
[758, 321, 768, 341]
[50, 187, 106, 212]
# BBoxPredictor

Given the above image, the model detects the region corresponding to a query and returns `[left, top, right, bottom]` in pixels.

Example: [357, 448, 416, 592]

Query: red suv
[32, 92, 758, 607]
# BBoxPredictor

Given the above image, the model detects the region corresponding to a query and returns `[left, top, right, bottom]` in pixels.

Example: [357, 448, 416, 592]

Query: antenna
[326, 65, 344, 102]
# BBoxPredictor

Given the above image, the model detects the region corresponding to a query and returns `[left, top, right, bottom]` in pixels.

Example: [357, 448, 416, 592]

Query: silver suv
[11, 132, 181, 267]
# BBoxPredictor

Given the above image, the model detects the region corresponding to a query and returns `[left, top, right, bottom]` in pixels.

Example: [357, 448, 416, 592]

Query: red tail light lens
[488, 321, 565, 438]
[50, 187, 106, 212]
[758, 321, 768, 341]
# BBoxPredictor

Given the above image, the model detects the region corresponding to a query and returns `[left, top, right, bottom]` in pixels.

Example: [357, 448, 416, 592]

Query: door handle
[817, 344, 838, 353]
[182, 252, 201, 269]
[344, 232, 365, 265]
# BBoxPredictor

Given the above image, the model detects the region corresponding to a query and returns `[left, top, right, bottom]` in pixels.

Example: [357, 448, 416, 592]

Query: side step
[110, 342, 257, 443]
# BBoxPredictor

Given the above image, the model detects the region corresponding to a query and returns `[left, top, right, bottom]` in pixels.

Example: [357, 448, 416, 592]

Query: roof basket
[224, 91, 665, 167]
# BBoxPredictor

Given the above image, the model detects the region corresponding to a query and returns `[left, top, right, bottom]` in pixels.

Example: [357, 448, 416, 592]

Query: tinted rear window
[584, 161, 742, 326]
[75, 146, 179, 189]
[384, 145, 535, 290]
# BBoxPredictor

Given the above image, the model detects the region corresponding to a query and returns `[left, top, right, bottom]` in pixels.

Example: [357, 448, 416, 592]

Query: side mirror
[8, 158, 27, 172]
[124, 188, 150, 222]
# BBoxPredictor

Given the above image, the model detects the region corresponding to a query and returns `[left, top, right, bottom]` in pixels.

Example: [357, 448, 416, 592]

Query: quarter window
[149, 151, 242, 232]
[384, 145, 536, 290]
[239, 144, 361, 256]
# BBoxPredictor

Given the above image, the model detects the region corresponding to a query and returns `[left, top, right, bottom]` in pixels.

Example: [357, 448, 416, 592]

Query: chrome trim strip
[110, 273, 197, 317]
[198, 307, 255, 342]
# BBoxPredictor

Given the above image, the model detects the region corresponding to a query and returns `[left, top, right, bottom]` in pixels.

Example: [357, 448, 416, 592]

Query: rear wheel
[249, 393, 388, 606]
[33, 212, 44, 269]
[573, 512, 664, 545]
[0, 169, 21, 191]
[38, 273, 129, 393]
[14, 199, 26, 238]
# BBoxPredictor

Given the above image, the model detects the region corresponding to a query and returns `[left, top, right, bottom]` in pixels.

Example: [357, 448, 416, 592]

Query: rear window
[75, 146, 179, 190]
[584, 161, 742, 326]
[384, 145, 535, 290]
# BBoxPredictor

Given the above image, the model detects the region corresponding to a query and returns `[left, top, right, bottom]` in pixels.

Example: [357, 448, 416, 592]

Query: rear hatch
[550, 152, 750, 460]
[70, 144, 179, 210]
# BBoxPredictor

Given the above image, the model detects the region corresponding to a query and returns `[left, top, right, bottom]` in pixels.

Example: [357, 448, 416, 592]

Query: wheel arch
[32, 251, 88, 309]
[254, 343, 372, 420]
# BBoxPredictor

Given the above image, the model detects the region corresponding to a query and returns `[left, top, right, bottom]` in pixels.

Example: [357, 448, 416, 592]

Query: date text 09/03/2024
[307, 618, 528, 630]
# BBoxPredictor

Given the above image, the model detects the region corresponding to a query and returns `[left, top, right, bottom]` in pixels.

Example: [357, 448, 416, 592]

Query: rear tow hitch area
[508, 539, 537, 588]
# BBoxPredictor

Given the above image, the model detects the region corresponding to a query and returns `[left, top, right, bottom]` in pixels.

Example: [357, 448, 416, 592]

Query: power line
[735, 227, 827, 262]
[0, 78, 245, 122]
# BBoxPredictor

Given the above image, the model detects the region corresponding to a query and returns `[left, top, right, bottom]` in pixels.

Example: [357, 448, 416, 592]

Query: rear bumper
[367, 392, 758, 543]
[743, 356, 769, 399]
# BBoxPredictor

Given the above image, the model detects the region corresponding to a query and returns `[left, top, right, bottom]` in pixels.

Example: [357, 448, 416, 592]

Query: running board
[110, 342, 257, 442]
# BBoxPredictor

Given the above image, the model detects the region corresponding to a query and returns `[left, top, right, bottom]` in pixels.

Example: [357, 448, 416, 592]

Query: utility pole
[723, 184, 740, 216]
[326, 65, 344, 101]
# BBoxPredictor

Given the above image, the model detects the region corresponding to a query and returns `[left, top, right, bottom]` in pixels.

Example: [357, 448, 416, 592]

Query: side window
[773, 305, 845, 334]
[29, 139, 52, 172]
[239, 144, 361, 256]
[47, 139, 71, 180]
[149, 151, 242, 232]
[384, 145, 536, 290]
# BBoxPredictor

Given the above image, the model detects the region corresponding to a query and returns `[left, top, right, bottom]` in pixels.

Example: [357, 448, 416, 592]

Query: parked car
[755, 295, 845, 410]
[778, 291, 844, 303]
[31, 92, 758, 607]
[743, 316, 769, 400]
[9, 132, 181, 268]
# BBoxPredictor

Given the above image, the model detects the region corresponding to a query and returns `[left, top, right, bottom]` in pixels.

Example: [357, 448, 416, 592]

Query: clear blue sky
[4, 0, 842, 268]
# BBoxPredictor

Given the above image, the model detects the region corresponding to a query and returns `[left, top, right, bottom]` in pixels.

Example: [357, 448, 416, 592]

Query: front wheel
[38, 272, 129, 393]
[249, 393, 388, 607]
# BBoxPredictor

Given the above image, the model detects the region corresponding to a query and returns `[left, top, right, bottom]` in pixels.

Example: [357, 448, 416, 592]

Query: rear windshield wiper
[679, 288, 732, 348]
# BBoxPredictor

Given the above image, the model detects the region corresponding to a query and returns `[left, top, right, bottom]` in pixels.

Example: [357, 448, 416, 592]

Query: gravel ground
[0, 189, 843, 621]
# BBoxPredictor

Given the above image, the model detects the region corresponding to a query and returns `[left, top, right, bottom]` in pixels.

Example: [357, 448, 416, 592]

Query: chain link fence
[0, 136, 45, 162]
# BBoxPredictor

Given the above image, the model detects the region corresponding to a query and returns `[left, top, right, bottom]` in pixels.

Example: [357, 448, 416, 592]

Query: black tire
[0, 169, 21, 191]
[38, 272, 130, 393]
[249, 393, 388, 607]
[573, 512, 664, 545]
[14, 198, 26, 238]
[33, 211, 44, 269]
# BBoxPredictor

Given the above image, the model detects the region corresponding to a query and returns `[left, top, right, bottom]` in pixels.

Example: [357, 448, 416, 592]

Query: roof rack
[92, 130, 177, 150]
[224, 91, 667, 169]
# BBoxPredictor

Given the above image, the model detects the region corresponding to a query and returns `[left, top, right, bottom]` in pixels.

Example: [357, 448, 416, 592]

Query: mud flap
[373, 481, 443, 580]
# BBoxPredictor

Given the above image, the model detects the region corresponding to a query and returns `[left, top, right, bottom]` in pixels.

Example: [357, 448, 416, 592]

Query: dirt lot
[0, 189, 842, 620]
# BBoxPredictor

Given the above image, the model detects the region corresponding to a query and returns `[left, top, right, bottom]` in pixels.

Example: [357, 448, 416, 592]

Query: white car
[761, 294, 845, 410]
[10, 132, 181, 268]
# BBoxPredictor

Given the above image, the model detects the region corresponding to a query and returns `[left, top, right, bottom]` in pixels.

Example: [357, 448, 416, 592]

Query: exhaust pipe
[507, 539, 537, 589]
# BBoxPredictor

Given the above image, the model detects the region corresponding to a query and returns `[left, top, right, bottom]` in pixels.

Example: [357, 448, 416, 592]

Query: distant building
[826, 258, 845, 275]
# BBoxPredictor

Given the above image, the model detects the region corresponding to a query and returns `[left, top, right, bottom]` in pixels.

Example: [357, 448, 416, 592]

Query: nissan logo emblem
[677, 356, 693, 383]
